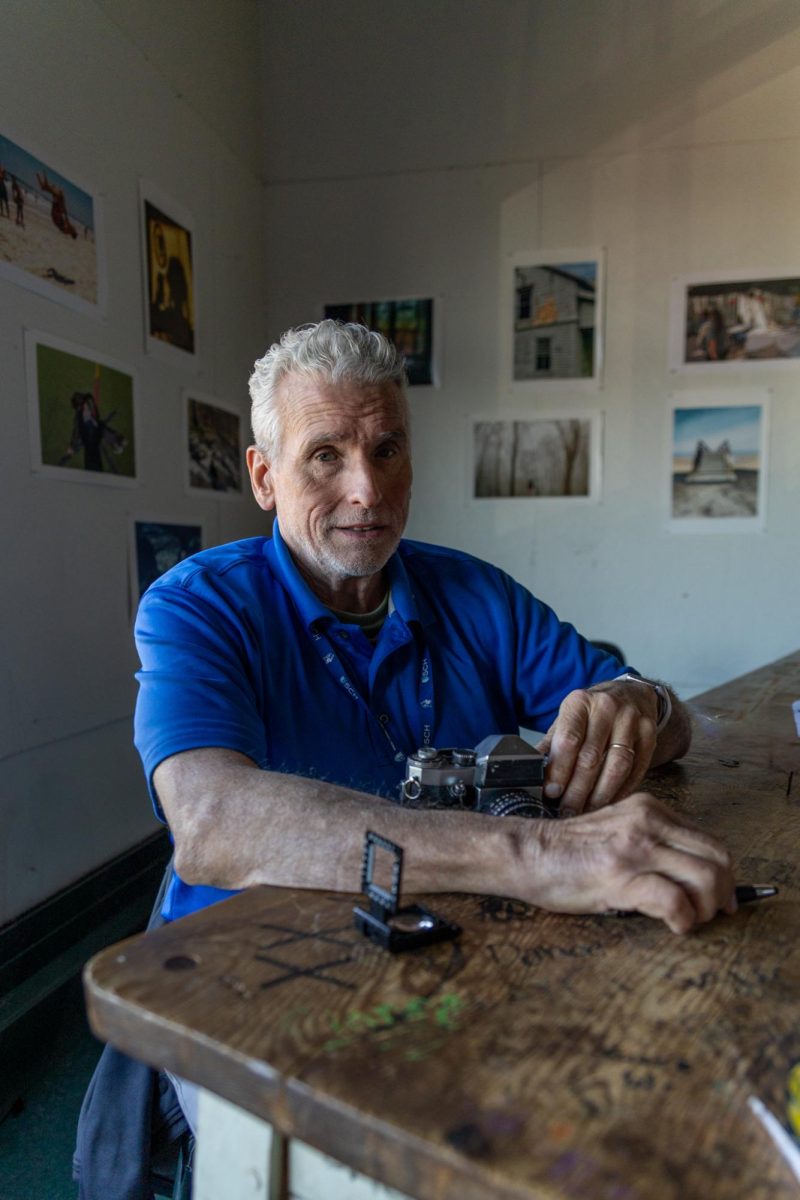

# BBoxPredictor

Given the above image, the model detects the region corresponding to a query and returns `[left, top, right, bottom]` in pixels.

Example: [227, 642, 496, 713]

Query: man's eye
[314, 450, 337, 463]
[376, 444, 399, 459]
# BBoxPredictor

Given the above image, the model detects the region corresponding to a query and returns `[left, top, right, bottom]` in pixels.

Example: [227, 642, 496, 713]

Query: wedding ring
[607, 743, 635, 757]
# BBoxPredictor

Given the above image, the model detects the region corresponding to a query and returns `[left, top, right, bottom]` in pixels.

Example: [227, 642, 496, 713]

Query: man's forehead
[277, 372, 402, 405]
[276, 373, 407, 433]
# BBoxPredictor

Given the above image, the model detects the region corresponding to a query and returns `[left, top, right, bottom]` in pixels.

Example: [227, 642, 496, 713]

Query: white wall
[4, 0, 799, 924]
[0, 0, 268, 923]
[259, 0, 800, 699]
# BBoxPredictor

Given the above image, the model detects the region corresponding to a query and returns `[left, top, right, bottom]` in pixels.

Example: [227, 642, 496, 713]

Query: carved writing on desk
[254, 919, 358, 992]
[477, 896, 532, 923]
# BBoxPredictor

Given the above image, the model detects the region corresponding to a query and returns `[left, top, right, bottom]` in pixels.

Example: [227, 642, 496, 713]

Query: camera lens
[476, 791, 554, 819]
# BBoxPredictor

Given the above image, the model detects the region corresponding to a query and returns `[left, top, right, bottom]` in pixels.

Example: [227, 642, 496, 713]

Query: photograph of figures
[26, 331, 137, 486]
[0, 130, 105, 315]
[672, 272, 800, 369]
[511, 250, 603, 384]
[473, 413, 601, 501]
[669, 393, 768, 532]
[185, 392, 243, 496]
[140, 180, 197, 363]
[324, 297, 436, 386]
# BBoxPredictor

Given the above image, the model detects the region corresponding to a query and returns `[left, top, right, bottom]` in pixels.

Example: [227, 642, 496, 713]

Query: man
[11, 175, 24, 227]
[135, 320, 734, 944]
[37, 169, 78, 238]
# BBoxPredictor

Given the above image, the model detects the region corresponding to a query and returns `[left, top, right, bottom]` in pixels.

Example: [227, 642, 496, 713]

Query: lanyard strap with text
[309, 624, 434, 761]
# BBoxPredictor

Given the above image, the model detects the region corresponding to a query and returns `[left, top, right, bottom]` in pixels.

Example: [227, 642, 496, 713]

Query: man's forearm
[155, 746, 734, 933]
[155, 747, 525, 898]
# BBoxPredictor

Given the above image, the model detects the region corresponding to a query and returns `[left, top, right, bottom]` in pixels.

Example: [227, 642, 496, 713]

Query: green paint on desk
[434, 993, 463, 1028]
[323, 993, 465, 1056]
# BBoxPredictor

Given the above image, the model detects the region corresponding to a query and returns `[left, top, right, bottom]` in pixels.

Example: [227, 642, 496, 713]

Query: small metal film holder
[352, 831, 461, 953]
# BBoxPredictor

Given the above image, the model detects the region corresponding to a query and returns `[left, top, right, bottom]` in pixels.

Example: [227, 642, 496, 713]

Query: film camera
[399, 733, 556, 819]
[354, 735, 552, 954]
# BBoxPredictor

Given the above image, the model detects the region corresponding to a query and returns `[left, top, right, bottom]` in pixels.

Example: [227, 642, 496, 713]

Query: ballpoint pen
[607, 884, 778, 918]
[735, 884, 779, 905]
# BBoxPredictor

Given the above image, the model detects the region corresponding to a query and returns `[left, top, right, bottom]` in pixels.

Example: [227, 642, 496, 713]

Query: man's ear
[246, 445, 276, 512]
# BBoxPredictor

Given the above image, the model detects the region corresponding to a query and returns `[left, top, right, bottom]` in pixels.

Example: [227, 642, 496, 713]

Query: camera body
[399, 733, 556, 819]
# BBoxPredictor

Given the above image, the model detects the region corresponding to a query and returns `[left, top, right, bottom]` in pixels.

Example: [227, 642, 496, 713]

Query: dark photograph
[186, 394, 243, 494]
[144, 196, 195, 355]
[132, 519, 203, 599]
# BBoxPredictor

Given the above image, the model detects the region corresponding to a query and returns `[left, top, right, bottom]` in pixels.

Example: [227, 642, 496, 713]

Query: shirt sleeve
[133, 572, 268, 819]
[503, 571, 630, 731]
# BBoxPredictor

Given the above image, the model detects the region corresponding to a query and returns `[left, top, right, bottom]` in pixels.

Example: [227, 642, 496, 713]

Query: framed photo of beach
[669, 271, 800, 372]
[139, 179, 198, 368]
[0, 129, 107, 317]
[667, 391, 769, 533]
[25, 329, 137, 487]
[183, 390, 244, 497]
[507, 249, 605, 387]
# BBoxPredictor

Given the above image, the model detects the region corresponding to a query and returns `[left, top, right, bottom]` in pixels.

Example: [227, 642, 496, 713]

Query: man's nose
[345, 456, 383, 507]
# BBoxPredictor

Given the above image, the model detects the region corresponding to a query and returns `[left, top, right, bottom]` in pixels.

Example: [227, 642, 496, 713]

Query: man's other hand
[527, 793, 736, 934]
[537, 679, 679, 815]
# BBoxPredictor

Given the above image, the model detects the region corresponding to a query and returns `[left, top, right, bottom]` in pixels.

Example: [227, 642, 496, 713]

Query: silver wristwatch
[613, 672, 672, 734]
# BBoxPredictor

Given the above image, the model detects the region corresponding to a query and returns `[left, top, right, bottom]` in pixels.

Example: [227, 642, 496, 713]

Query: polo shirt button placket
[375, 713, 406, 763]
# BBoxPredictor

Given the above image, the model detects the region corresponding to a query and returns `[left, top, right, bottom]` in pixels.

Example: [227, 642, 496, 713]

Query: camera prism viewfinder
[400, 733, 555, 819]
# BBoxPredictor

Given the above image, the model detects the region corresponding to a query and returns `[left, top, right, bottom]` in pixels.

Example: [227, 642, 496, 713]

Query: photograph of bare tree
[473, 415, 599, 499]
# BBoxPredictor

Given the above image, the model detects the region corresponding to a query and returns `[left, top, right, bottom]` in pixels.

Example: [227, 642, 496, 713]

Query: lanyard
[309, 621, 433, 761]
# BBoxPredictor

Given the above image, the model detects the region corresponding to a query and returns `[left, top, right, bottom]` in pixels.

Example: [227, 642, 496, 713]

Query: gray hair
[249, 320, 409, 456]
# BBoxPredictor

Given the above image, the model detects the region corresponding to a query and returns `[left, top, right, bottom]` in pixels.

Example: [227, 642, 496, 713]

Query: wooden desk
[84, 653, 800, 1200]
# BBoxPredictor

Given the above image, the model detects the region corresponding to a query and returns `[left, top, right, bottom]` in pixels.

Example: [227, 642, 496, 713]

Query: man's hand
[537, 678, 688, 815]
[524, 792, 736, 934]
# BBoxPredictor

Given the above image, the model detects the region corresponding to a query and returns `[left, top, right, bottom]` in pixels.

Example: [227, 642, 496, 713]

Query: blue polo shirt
[134, 521, 623, 920]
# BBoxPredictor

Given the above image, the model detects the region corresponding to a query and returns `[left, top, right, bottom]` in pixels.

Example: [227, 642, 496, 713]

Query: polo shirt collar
[384, 546, 422, 626]
[266, 518, 423, 630]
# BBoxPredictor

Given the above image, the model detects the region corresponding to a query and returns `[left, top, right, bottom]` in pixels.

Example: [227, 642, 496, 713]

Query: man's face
[248, 374, 412, 609]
